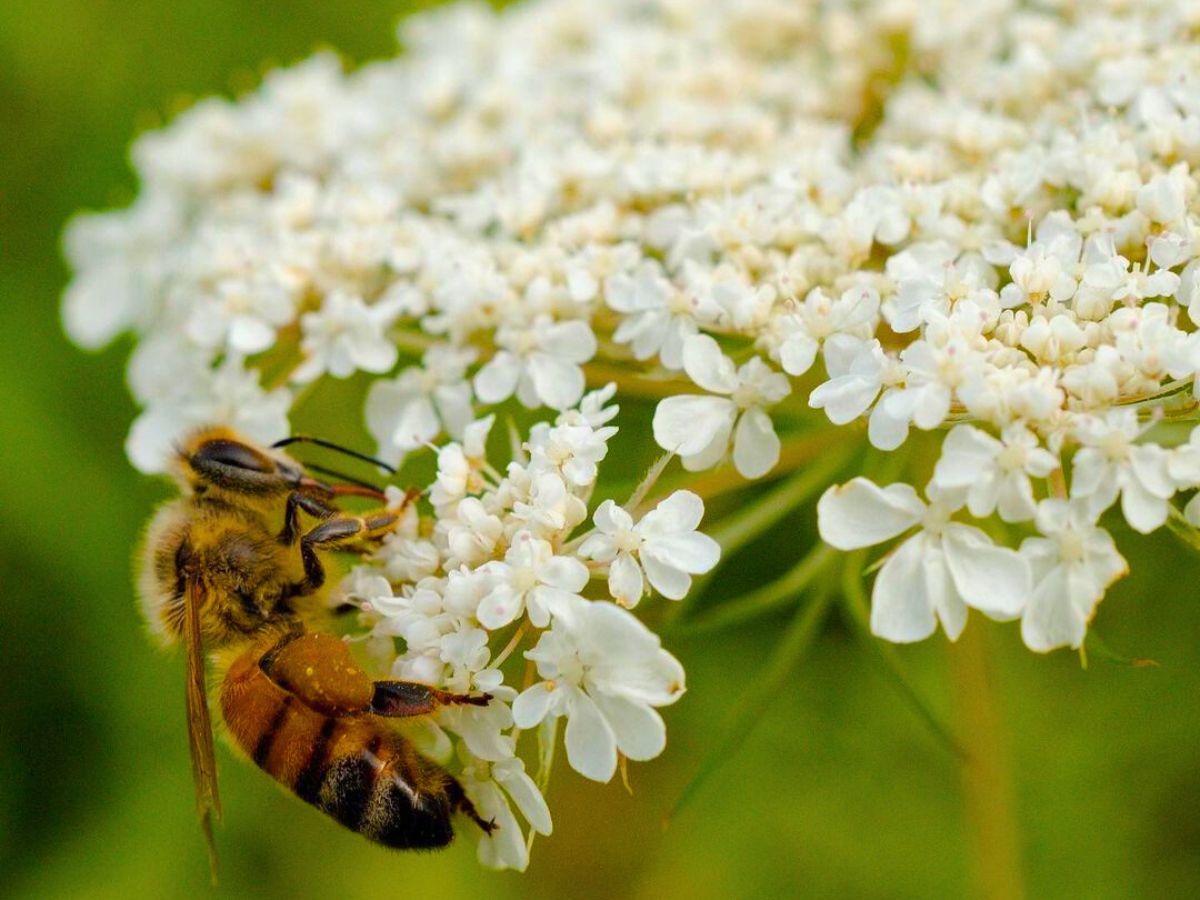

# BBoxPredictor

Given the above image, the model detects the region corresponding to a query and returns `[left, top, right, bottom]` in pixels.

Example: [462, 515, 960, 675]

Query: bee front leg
[293, 512, 400, 594]
[278, 491, 337, 545]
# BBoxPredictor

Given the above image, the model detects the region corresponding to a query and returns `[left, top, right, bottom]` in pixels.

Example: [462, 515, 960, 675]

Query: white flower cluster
[62, 0, 1200, 855]
[340, 387, 715, 869]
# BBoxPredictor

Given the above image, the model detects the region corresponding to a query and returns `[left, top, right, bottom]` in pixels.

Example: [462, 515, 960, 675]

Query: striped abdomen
[219, 642, 460, 849]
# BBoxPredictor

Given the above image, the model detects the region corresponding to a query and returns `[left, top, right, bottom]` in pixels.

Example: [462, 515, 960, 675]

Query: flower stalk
[950, 625, 1025, 900]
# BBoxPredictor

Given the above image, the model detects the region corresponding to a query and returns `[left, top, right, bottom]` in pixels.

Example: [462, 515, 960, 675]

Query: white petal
[477, 584, 524, 630]
[473, 781, 527, 871]
[732, 407, 781, 478]
[608, 552, 645, 606]
[994, 471, 1037, 523]
[527, 352, 585, 410]
[933, 425, 1001, 489]
[941, 525, 1029, 620]
[1186, 492, 1200, 526]
[867, 398, 910, 450]
[870, 536, 937, 643]
[578, 532, 617, 563]
[512, 684, 557, 728]
[564, 691, 618, 782]
[681, 334, 739, 394]
[474, 351, 522, 404]
[541, 319, 598, 363]
[494, 763, 553, 836]
[539, 555, 590, 592]
[1069, 448, 1111, 502]
[911, 383, 952, 430]
[1021, 566, 1083, 652]
[1128, 444, 1174, 499]
[126, 406, 187, 474]
[641, 553, 691, 600]
[591, 693, 666, 761]
[679, 425, 732, 472]
[779, 332, 818, 376]
[1119, 477, 1169, 534]
[638, 490, 704, 536]
[352, 336, 399, 374]
[229, 316, 276, 354]
[643, 532, 721, 574]
[817, 478, 924, 550]
[526, 586, 581, 628]
[652, 395, 736, 458]
[390, 397, 441, 450]
[593, 498, 634, 535]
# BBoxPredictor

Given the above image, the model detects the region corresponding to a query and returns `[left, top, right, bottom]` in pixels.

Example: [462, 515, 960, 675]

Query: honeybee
[137, 427, 495, 878]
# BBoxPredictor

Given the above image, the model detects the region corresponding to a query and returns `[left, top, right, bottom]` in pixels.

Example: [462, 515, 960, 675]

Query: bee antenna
[272, 435, 397, 475]
[301, 462, 386, 494]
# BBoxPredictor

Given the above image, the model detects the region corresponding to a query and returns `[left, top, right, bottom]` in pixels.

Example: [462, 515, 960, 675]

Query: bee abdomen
[317, 743, 455, 849]
[222, 664, 457, 850]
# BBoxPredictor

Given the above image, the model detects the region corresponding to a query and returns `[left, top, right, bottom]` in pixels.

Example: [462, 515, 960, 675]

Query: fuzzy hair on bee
[136, 426, 494, 882]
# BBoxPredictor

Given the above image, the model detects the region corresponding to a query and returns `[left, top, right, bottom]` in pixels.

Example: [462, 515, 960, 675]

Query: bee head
[175, 427, 306, 499]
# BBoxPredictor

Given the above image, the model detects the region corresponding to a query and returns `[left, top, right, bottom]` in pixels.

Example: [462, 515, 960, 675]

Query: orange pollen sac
[270, 632, 374, 716]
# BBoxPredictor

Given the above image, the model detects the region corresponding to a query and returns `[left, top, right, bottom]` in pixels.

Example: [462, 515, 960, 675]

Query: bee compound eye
[195, 439, 275, 474]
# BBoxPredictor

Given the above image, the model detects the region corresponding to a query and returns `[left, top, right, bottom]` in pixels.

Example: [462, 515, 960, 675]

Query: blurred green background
[3, 3, 1200, 898]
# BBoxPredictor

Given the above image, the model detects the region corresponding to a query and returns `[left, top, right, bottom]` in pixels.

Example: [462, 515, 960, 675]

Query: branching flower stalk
[63, 0, 1200, 871]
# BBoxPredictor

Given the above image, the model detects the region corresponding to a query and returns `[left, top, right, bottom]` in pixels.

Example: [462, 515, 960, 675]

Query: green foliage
[2, 3, 1200, 897]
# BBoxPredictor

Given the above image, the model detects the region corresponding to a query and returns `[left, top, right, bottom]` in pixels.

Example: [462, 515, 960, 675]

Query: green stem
[667, 586, 834, 821]
[708, 450, 850, 554]
[950, 625, 1025, 900]
[840, 558, 966, 759]
[667, 543, 835, 635]
[1166, 506, 1200, 552]
[670, 451, 849, 621]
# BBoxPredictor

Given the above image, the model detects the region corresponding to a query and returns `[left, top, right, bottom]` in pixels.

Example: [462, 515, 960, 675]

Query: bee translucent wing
[185, 578, 221, 883]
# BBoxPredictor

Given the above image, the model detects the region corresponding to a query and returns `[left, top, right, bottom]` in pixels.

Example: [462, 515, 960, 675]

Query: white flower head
[476, 531, 589, 629]
[512, 598, 685, 782]
[1019, 498, 1128, 652]
[933, 424, 1059, 522]
[293, 291, 402, 383]
[653, 335, 790, 478]
[818, 477, 1031, 642]
[474, 315, 598, 411]
[579, 491, 720, 606]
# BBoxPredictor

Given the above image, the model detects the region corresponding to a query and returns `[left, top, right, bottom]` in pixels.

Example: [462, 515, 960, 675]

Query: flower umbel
[63, 0, 1200, 871]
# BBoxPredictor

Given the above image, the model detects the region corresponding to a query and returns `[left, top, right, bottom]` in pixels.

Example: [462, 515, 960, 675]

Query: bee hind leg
[370, 681, 492, 717]
[444, 776, 498, 835]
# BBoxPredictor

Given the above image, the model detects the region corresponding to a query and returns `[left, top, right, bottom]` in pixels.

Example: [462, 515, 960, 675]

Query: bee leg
[370, 681, 492, 717]
[278, 491, 337, 544]
[444, 776, 498, 835]
[293, 512, 400, 593]
[259, 631, 376, 718]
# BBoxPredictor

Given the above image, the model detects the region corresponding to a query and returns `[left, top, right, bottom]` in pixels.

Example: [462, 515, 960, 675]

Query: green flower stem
[667, 584, 835, 821]
[679, 427, 857, 503]
[583, 360, 696, 399]
[1166, 506, 1200, 553]
[949, 624, 1026, 900]
[624, 452, 674, 513]
[708, 449, 850, 554]
[666, 543, 836, 635]
[840, 556, 966, 760]
[667, 450, 849, 623]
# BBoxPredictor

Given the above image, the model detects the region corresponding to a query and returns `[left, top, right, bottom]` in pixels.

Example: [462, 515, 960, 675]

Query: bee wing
[185, 577, 222, 883]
